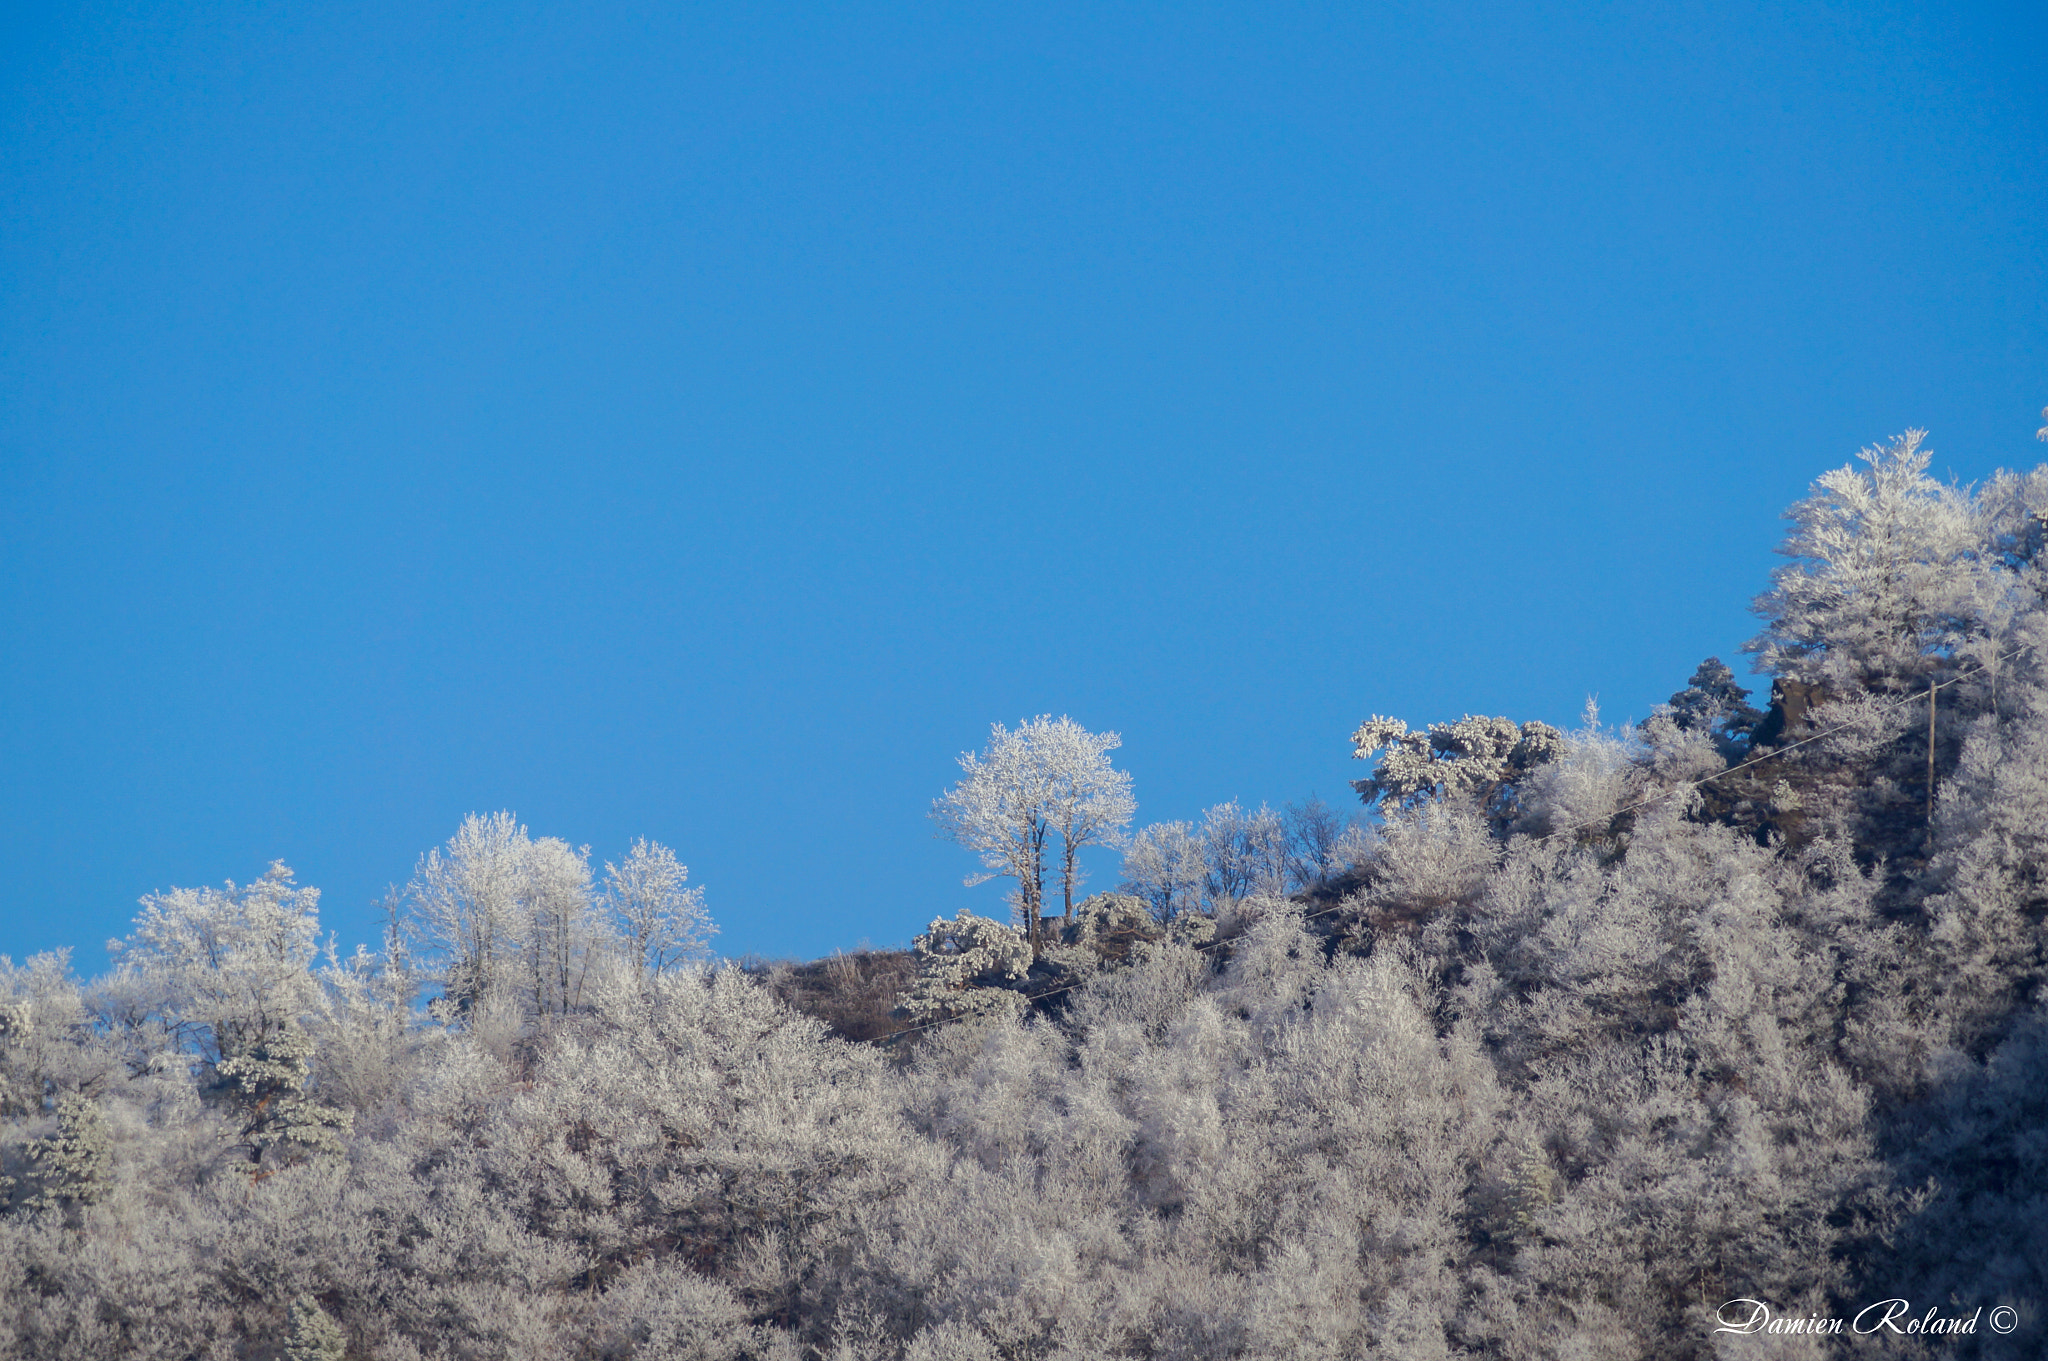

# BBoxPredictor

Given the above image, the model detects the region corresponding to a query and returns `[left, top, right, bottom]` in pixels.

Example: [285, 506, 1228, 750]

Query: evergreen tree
[283, 1296, 347, 1361]
[26, 1092, 111, 1210]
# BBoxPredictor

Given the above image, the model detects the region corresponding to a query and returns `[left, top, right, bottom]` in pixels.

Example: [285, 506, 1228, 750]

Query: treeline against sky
[3, 431, 2048, 1359]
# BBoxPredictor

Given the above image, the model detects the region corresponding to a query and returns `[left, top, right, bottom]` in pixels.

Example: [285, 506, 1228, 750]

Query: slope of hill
[3, 430, 2045, 1359]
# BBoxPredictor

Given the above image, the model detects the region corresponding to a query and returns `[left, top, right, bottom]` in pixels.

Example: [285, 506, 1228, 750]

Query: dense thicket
[4, 432, 2046, 1359]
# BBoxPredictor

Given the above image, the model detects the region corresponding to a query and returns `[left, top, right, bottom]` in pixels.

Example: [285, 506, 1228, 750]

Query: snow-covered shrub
[897, 910, 1033, 1023]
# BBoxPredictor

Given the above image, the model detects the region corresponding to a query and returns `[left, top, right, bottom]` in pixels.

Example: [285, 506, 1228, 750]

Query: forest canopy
[3, 430, 2047, 1359]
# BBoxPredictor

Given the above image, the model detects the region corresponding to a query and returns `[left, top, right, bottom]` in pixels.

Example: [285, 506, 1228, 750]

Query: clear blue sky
[3, 1, 2044, 968]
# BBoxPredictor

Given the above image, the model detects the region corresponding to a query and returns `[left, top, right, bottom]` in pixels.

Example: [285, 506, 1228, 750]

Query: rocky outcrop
[1749, 677, 1835, 749]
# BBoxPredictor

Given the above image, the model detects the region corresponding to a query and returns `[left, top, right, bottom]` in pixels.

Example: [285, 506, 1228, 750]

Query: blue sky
[3, 0, 2044, 967]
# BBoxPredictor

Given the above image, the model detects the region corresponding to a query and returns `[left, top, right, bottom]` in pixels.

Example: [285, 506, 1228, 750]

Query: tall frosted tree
[106, 861, 323, 1069]
[406, 811, 531, 1014]
[0, 950, 102, 1119]
[1747, 429, 1993, 692]
[933, 716, 1133, 957]
[523, 834, 603, 1016]
[1035, 716, 1136, 918]
[405, 812, 611, 1016]
[1981, 459, 2048, 623]
[933, 721, 1056, 957]
[602, 838, 716, 983]
[1119, 819, 1206, 921]
[1192, 800, 1289, 902]
[25, 1091, 112, 1210]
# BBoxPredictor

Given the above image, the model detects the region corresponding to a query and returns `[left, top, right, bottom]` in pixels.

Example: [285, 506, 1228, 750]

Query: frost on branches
[1120, 798, 1367, 921]
[0, 428, 2046, 1360]
[897, 909, 1033, 1022]
[1349, 712, 1565, 825]
[1747, 430, 1996, 692]
[931, 715, 1135, 958]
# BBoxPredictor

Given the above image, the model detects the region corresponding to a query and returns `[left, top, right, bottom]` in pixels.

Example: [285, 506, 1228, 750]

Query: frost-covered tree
[1118, 819, 1206, 920]
[91, 864, 355, 1177]
[1279, 795, 1363, 892]
[1981, 459, 2048, 622]
[522, 834, 603, 1016]
[406, 811, 532, 1013]
[212, 1024, 351, 1172]
[307, 935, 428, 1117]
[1747, 430, 1994, 692]
[1191, 800, 1289, 902]
[1033, 717, 1136, 918]
[24, 1092, 111, 1210]
[604, 837, 716, 984]
[283, 1296, 347, 1361]
[105, 862, 323, 1074]
[406, 812, 621, 1017]
[1913, 607, 2048, 1057]
[933, 721, 1055, 953]
[1350, 712, 1565, 824]
[934, 716, 1131, 956]
[0, 952, 104, 1119]
[897, 910, 1032, 1023]
[1663, 656, 1763, 758]
[1353, 800, 1496, 929]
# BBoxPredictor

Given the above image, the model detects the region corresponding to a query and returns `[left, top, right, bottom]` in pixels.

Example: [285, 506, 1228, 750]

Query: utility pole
[1926, 680, 1938, 827]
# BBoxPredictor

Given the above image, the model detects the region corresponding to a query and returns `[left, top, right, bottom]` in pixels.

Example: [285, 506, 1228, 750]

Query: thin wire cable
[878, 642, 2031, 1047]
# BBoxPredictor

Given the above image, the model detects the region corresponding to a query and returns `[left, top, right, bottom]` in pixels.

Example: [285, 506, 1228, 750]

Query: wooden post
[1927, 680, 1938, 827]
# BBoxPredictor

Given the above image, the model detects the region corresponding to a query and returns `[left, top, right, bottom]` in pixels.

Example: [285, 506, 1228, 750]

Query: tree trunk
[1027, 822, 1048, 961]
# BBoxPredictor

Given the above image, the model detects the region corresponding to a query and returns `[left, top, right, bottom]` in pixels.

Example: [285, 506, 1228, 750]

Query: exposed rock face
[1750, 677, 1834, 749]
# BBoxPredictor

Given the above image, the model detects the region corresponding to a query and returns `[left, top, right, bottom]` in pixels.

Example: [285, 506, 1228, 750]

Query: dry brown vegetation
[753, 947, 920, 1043]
